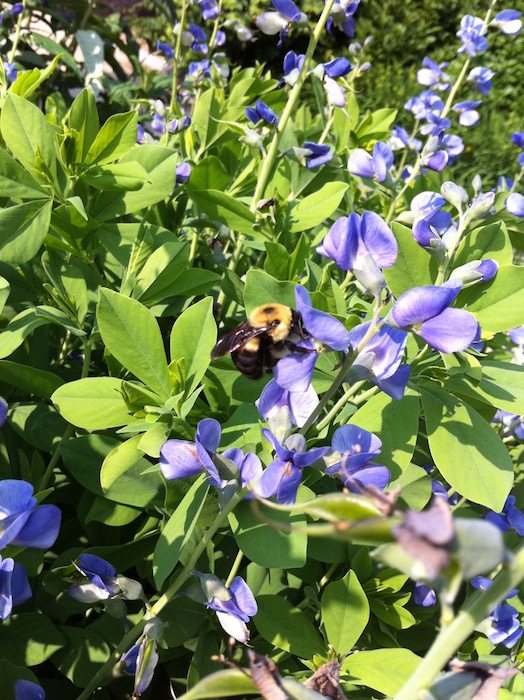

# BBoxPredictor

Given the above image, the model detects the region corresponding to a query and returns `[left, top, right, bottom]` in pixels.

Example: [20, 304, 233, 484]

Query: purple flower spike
[303, 141, 333, 169]
[347, 142, 394, 182]
[295, 286, 350, 351]
[0, 557, 31, 620]
[506, 193, 524, 217]
[391, 282, 480, 353]
[493, 10, 522, 36]
[0, 479, 61, 551]
[14, 680, 45, 700]
[413, 582, 437, 607]
[317, 211, 397, 277]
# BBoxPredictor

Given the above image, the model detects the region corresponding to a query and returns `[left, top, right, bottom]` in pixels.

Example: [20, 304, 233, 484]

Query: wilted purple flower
[346, 322, 410, 399]
[390, 281, 480, 353]
[198, 0, 221, 21]
[175, 162, 191, 185]
[324, 424, 390, 491]
[413, 582, 436, 607]
[457, 15, 488, 56]
[122, 636, 159, 696]
[279, 50, 305, 87]
[471, 577, 523, 648]
[347, 142, 394, 182]
[156, 38, 174, 59]
[467, 66, 494, 94]
[245, 100, 278, 126]
[0, 480, 61, 551]
[486, 495, 524, 535]
[256, 379, 319, 428]
[417, 57, 450, 91]
[506, 193, 524, 217]
[388, 126, 422, 153]
[327, 0, 360, 37]
[0, 556, 31, 620]
[452, 100, 481, 126]
[257, 430, 329, 504]
[14, 680, 45, 700]
[255, 0, 307, 46]
[302, 141, 333, 169]
[194, 573, 257, 642]
[450, 259, 498, 285]
[492, 10, 522, 36]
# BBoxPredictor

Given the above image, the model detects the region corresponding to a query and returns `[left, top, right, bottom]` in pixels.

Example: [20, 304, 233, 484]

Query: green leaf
[384, 222, 434, 296]
[60, 434, 119, 495]
[67, 88, 99, 162]
[92, 147, 178, 221]
[100, 435, 163, 508]
[420, 385, 513, 510]
[82, 161, 149, 191]
[132, 241, 189, 304]
[97, 289, 171, 399]
[454, 221, 513, 268]
[84, 110, 138, 165]
[0, 94, 65, 190]
[0, 199, 53, 265]
[477, 361, 524, 414]
[54, 625, 111, 687]
[31, 32, 83, 79]
[0, 276, 9, 314]
[153, 476, 209, 589]
[321, 570, 369, 653]
[0, 309, 49, 359]
[228, 500, 307, 569]
[255, 595, 325, 658]
[355, 108, 398, 140]
[0, 360, 63, 399]
[296, 492, 383, 522]
[462, 266, 524, 334]
[10, 55, 62, 98]
[187, 156, 231, 192]
[51, 377, 134, 430]
[0, 613, 65, 666]
[243, 269, 297, 314]
[190, 190, 255, 235]
[165, 268, 221, 298]
[0, 148, 49, 199]
[170, 298, 217, 396]
[349, 391, 419, 479]
[343, 648, 421, 696]
[177, 669, 257, 700]
[287, 182, 348, 233]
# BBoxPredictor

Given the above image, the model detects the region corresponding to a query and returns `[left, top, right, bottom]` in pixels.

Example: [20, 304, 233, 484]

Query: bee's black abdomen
[231, 348, 264, 379]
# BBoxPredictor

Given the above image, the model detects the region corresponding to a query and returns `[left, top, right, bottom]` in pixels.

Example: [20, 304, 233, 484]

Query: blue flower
[257, 430, 329, 504]
[198, 0, 221, 21]
[245, 100, 278, 126]
[486, 495, 524, 535]
[325, 424, 390, 491]
[452, 100, 481, 127]
[467, 66, 494, 94]
[511, 131, 524, 148]
[4, 62, 17, 84]
[346, 322, 410, 399]
[0, 555, 31, 620]
[413, 582, 436, 607]
[449, 259, 498, 285]
[255, 0, 307, 46]
[327, 0, 360, 37]
[68, 554, 119, 603]
[0, 396, 6, 427]
[256, 379, 319, 428]
[156, 39, 174, 59]
[14, 680, 45, 700]
[11, 3, 23, 18]
[278, 50, 305, 87]
[492, 10, 522, 36]
[390, 281, 480, 353]
[188, 23, 208, 54]
[122, 637, 159, 696]
[302, 141, 333, 169]
[347, 142, 394, 182]
[175, 162, 191, 185]
[388, 125, 422, 153]
[323, 57, 352, 78]
[440, 133, 464, 164]
[194, 573, 257, 642]
[404, 91, 444, 121]
[0, 479, 61, 550]
[417, 57, 450, 92]
[506, 193, 524, 217]
[471, 577, 523, 648]
[457, 15, 488, 56]
[509, 326, 524, 346]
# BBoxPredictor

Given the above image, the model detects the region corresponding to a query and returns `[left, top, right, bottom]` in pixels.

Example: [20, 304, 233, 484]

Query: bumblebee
[211, 303, 309, 380]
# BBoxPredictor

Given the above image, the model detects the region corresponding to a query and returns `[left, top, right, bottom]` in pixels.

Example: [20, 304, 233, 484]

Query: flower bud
[441, 181, 468, 210]
[450, 259, 498, 285]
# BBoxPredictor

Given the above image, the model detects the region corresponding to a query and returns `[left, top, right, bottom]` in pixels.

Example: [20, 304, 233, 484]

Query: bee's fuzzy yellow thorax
[249, 304, 292, 342]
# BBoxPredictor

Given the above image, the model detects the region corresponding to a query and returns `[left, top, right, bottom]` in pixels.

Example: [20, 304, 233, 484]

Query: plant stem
[225, 549, 244, 587]
[316, 380, 365, 432]
[75, 491, 243, 700]
[393, 544, 524, 700]
[8, 0, 27, 63]
[170, 0, 189, 114]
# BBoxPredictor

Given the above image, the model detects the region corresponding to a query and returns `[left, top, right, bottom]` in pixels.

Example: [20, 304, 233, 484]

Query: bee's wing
[211, 321, 271, 359]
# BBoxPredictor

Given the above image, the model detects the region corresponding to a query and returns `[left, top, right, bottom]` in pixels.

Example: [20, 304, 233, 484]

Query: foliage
[0, 1, 522, 700]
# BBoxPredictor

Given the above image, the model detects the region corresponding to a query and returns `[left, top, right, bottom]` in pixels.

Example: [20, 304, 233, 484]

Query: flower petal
[10, 504, 61, 549]
[274, 351, 317, 391]
[216, 610, 249, 642]
[276, 464, 303, 504]
[392, 282, 462, 326]
[159, 440, 201, 480]
[295, 286, 350, 350]
[418, 308, 480, 353]
[229, 576, 258, 616]
[360, 211, 397, 268]
[253, 459, 287, 498]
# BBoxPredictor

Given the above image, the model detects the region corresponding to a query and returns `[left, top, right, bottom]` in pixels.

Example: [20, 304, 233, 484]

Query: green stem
[170, 0, 189, 114]
[225, 550, 244, 587]
[8, 0, 27, 63]
[75, 491, 243, 700]
[394, 545, 524, 700]
[316, 380, 366, 432]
